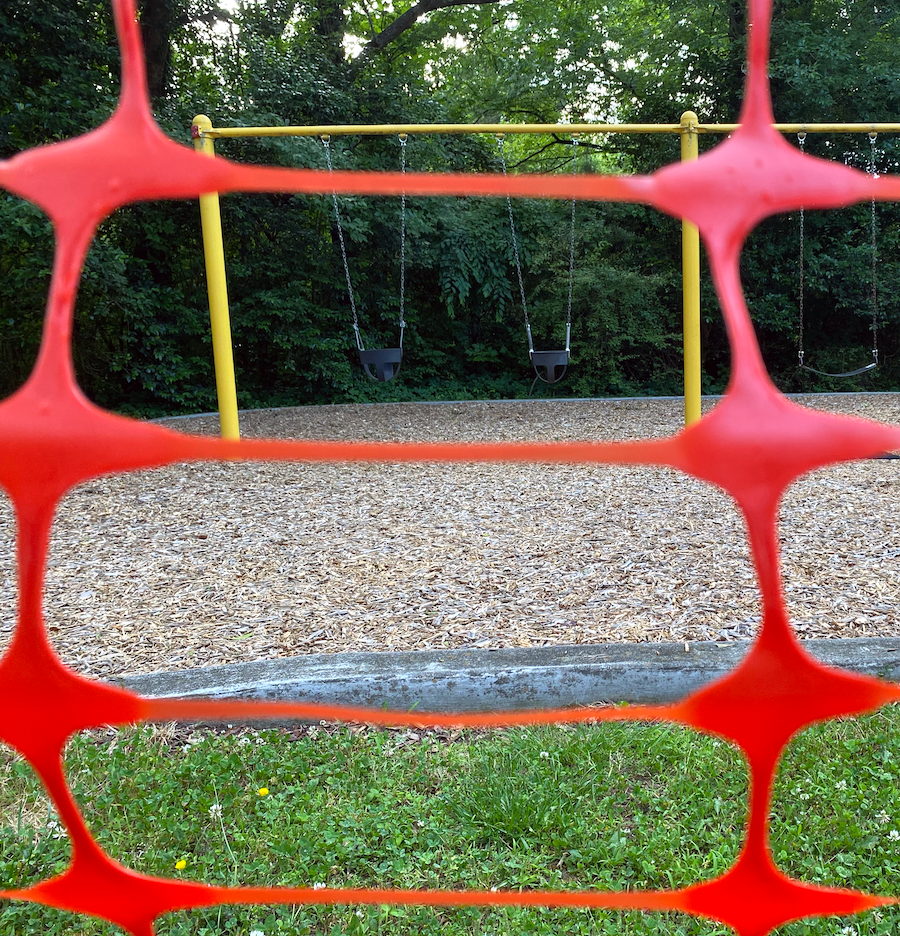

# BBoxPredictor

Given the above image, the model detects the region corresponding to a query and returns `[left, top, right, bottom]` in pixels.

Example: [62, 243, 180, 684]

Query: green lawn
[1, 709, 899, 935]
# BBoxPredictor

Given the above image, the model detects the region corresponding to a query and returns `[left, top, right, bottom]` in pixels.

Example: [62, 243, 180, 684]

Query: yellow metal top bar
[203, 123, 680, 138]
[200, 121, 900, 139]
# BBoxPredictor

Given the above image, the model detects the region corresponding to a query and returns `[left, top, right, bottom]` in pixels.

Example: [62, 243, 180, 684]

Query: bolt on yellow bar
[192, 114, 241, 440]
[680, 112, 702, 428]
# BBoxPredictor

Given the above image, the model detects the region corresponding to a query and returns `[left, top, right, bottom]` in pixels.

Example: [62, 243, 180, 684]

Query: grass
[0, 710, 898, 935]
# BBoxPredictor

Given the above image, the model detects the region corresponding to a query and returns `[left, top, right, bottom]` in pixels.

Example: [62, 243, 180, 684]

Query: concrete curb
[117, 638, 900, 712]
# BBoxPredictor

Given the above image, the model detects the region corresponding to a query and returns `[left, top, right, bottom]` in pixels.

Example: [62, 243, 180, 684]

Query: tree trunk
[357, 0, 499, 61]
[724, 0, 748, 120]
[314, 0, 347, 67]
[138, 0, 178, 99]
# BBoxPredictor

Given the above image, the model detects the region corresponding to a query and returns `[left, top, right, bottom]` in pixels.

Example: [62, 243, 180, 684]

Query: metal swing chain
[869, 131, 879, 365]
[497, 135, 533, 353]
[565, 136, 578, 352]
[798, 131, 879, 377]
[797, 131, 806, 368]
[322, 135, 364, 352]
[399, 134, 407, 350]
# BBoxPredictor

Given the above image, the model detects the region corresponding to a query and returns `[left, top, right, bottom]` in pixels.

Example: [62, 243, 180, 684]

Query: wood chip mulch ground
[1, 394, 898, 681]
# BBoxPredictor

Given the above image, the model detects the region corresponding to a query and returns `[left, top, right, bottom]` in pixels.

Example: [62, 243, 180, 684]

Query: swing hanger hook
[797, 130, 807, 144]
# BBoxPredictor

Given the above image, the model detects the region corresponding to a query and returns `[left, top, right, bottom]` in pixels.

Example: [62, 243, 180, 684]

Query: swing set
[191, 114, 900, 440]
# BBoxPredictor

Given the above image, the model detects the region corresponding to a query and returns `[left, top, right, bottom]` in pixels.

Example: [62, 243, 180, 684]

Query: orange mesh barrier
[2, 0, 900, 933]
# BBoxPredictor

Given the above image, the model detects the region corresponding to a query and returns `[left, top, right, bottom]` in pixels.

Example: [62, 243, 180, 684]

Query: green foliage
[0, 0, 119, 155]
[0, 197, 52, 396]
[2, 0, 900, 413]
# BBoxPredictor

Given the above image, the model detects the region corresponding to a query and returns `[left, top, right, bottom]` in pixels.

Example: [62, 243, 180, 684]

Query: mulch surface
[1, 394, 898, 680]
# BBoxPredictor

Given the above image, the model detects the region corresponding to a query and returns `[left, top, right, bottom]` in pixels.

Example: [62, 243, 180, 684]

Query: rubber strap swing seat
[323, 134, 408, 382]
[796, 131, 880, 379]
[498, 134, 578, 386]
[356, 347, 401, 382]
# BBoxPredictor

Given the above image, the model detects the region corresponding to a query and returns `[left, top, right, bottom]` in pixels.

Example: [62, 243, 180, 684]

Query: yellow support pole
[680, 111, 702, 427]
[192, 114, 240, 440]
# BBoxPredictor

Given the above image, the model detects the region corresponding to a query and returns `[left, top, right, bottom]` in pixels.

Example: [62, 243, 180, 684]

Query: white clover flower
[250, 930, 265, 936]
[539, 751, 550, 760]
[877, 810, 890, 824]
[208, 803, 222, 819]
[312, 882, 326, 890]
[889, 829, 900, 841]
[835, 779, 847, 791]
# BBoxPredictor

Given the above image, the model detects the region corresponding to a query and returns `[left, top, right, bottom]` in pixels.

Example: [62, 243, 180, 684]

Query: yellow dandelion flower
[257, 787, 269, 796]
[175, 859, 187, 870]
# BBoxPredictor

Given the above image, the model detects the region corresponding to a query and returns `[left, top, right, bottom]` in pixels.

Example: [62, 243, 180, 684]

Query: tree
[3, 0, 900, 412]
[0, 0, 120, 153]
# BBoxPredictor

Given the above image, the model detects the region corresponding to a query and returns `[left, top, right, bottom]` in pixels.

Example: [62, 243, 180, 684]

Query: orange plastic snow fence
[2, 1, 900, 934]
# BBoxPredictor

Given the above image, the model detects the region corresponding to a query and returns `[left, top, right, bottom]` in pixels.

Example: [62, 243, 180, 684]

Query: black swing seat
[359, 347, 403, 382]
[530, 350, 569, 384]
[800, 361, 877, 379]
